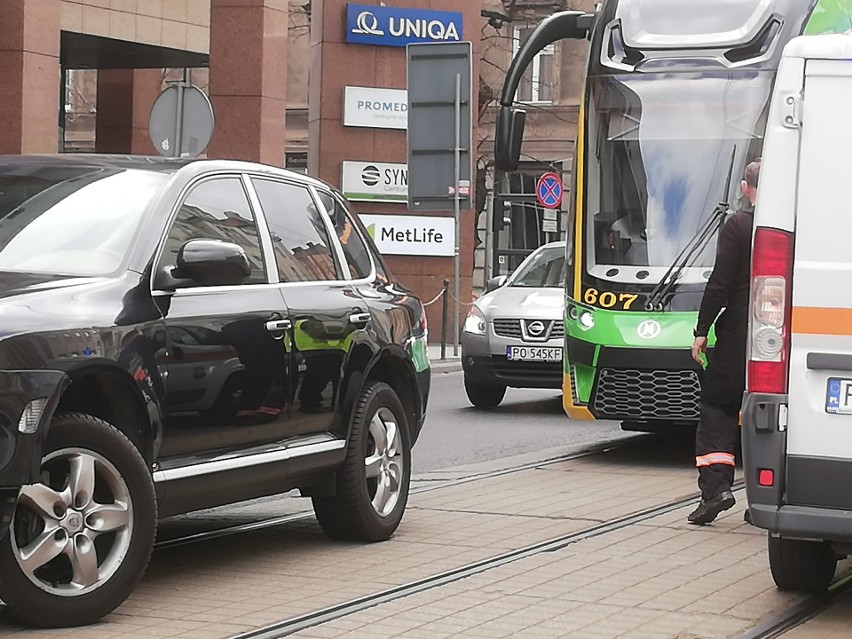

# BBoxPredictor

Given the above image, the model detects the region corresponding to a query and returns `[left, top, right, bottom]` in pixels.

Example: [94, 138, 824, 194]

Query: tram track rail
[737, 572, 852, 639]
[9, 431, 839, 639]
[226, 485, 731, 639]
[154, 433, 658, 550]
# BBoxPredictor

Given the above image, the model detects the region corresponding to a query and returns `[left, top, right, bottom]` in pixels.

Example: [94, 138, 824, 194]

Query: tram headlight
[463, 306, 487, 335]
[567, 305, 579, 320]
[579, 310, 595, 330]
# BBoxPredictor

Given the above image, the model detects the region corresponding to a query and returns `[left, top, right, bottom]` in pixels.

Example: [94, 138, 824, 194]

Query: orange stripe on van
[792, 307, 852, 336]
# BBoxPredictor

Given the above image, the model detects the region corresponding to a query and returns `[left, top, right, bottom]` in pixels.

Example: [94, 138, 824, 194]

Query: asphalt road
[411, 370, 638, 474]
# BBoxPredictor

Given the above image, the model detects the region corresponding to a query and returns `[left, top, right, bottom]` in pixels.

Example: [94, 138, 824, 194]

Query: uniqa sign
[341, 161, 408, 203]
[343, 87, 408, 130]
[360, 214, 455, 257]
[346, 4, 463, 48]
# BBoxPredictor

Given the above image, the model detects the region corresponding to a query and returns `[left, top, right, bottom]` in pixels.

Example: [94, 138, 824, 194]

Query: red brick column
[207, 0, 288, 166]
[309, 0, 483, 342]
[96, 69, 163, 155]
[0, 0, 61, 154]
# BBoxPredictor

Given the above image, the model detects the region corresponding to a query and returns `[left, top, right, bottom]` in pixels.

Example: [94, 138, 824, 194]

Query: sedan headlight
[463, 306, 487, 335]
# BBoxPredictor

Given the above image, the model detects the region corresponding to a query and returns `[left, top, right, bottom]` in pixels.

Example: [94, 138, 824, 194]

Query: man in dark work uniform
[688, 158, 760, 525]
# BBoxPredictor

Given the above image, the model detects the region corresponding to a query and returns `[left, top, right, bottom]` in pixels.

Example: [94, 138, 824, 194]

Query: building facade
[3, 0, 588, 340]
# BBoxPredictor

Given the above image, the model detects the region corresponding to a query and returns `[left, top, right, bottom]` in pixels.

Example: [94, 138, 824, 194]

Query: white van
[743, 32, 852, 593]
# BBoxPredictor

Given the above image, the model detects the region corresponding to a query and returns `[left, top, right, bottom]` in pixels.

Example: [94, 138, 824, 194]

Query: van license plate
[825, 378, 852, 414]
[506, 346, 561, 362]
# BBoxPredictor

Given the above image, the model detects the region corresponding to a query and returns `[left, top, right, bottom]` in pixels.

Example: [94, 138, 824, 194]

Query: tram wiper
[645, 146, 738, 311]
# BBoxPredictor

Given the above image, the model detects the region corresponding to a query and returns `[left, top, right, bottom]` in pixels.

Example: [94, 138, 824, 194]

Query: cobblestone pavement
[0, 437, 847, 639]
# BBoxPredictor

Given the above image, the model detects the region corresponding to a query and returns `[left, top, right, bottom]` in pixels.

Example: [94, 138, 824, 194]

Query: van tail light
[748, 227, 794, 394]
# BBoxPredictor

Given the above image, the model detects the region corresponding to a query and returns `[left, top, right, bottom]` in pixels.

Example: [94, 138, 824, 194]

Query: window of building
[514, 27, 555, 103]
[251, 179, 340, 282]
[161, 177, 267, 286]
[316, 191, 373, 280]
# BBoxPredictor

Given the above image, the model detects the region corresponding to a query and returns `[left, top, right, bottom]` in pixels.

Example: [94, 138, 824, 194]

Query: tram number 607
[583, 288, 639, 310]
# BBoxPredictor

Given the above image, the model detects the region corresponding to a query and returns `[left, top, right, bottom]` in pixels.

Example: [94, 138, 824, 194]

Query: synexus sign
[341, 161, 408, 202]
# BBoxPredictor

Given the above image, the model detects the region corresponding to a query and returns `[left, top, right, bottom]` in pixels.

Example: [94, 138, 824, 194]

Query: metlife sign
[344, 87, 407, 130]
[346, 4, 463, 48]
[341, 161, 408, 203]
[360, 214, 455, 257]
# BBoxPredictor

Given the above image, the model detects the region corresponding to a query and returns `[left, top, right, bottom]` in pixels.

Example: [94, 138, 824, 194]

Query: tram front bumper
[573, 342, 703, 424]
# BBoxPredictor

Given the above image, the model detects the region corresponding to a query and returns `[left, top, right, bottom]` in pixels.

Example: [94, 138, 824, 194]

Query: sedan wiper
[645, 146, 738, 311]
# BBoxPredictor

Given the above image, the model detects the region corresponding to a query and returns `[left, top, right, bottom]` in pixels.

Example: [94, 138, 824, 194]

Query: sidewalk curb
[430, 361, 462, 374]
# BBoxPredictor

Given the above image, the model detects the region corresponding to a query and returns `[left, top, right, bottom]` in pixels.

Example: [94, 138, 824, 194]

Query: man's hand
[692, 336, 708, 365]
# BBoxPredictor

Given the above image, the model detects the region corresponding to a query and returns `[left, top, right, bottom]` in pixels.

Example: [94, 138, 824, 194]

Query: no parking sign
[536, 172, 563, 209]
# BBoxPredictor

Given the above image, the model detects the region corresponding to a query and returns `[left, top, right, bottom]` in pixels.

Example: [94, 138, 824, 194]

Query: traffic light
[493, 194, 512, 231]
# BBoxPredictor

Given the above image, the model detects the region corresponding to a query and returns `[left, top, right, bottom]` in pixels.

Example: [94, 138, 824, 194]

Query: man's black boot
[688, 490, 736, 525]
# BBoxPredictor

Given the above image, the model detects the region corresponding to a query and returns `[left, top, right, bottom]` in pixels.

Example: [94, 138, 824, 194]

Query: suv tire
[312, 382, 410, 542]
[464, 375, 506, 409]
[0, 412, 157, 627]
[768, 534, 837, 592]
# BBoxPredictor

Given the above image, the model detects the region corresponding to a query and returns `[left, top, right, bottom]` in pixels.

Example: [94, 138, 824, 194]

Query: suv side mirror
[485, 275, 508, 293]
[171, 239, 251, 287]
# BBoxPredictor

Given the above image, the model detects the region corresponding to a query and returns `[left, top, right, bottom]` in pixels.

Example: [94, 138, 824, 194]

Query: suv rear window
[0, 166, 167, 276]
[252, 178, 340, 282]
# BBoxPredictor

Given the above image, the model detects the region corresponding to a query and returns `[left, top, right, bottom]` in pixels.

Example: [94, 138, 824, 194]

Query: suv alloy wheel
[0, 413, 157, 628]
[312, 382, 411, 541]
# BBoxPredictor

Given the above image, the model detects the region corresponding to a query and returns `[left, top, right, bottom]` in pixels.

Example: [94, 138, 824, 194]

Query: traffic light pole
[453, 72, 461, 357]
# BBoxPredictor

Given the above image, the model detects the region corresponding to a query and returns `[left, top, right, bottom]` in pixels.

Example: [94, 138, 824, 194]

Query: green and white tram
[495, 0, 852, 429]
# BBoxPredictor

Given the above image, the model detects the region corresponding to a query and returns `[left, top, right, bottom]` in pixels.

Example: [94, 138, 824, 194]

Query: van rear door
[786, 51, 852, 510]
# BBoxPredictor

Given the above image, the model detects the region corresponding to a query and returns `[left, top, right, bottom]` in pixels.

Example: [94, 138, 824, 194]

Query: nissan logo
[352, 11, 384, 36]
[527, 320, 547, 337]
[636, 319, 662, 339]
[361, 165, 381, 187]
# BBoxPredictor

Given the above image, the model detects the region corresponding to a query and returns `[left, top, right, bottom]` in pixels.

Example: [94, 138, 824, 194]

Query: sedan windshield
[584, 71, 771, 284]
[0, 165, 168, 276]
[510, 245, 565, 288]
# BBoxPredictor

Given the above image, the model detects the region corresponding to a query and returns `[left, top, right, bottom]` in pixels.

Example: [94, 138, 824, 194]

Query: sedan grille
[592, 368, 701, 421]
[493, 319, 564, 341]
[493, 319, 522, 338]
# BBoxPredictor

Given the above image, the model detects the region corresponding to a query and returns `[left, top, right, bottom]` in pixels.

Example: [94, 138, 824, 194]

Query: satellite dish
[149, 83, 215, 158]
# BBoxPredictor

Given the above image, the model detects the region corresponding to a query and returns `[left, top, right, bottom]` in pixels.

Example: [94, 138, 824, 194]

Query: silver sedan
[461, 241, 565, 408]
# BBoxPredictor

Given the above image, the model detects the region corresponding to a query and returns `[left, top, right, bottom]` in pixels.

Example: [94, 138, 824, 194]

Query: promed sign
[341, 161, 408, 203]
[360, 214, 454, 257]
[344, 87, 407, 130]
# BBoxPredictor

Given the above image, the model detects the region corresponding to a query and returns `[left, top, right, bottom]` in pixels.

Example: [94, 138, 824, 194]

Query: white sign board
[344, 86, 408, 129]
[360, 214, 454, 257]
[341, 161, 408, 202]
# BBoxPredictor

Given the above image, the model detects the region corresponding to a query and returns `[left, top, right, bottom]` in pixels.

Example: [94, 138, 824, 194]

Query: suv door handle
[349, 312, 371, 328]
[265, 319, 292, 334]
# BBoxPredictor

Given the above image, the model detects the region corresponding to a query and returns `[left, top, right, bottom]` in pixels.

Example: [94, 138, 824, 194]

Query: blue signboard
[346, 4, 463, 48]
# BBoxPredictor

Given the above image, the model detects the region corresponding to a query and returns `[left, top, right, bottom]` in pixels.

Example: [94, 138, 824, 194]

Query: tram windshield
[584, 71, 772, 284]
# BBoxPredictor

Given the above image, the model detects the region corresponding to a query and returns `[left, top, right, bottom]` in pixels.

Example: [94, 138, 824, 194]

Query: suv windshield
[509, 245, 565, 288]
[584, 71, 771, 284]
[0, 165, 168, 276]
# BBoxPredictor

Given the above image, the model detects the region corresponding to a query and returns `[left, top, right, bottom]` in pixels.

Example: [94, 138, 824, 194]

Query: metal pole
[173, 68, 189, 158]
[441, 278, 449, 361]
[453, 72, 461, 357]
[484, 188, 494, 283]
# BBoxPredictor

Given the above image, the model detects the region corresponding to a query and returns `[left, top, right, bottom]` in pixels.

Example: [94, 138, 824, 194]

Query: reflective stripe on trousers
[695, 452, 736, 468]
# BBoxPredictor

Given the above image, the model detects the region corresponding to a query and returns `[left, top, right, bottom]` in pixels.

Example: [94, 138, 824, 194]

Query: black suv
[0, 155, 430, 627]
